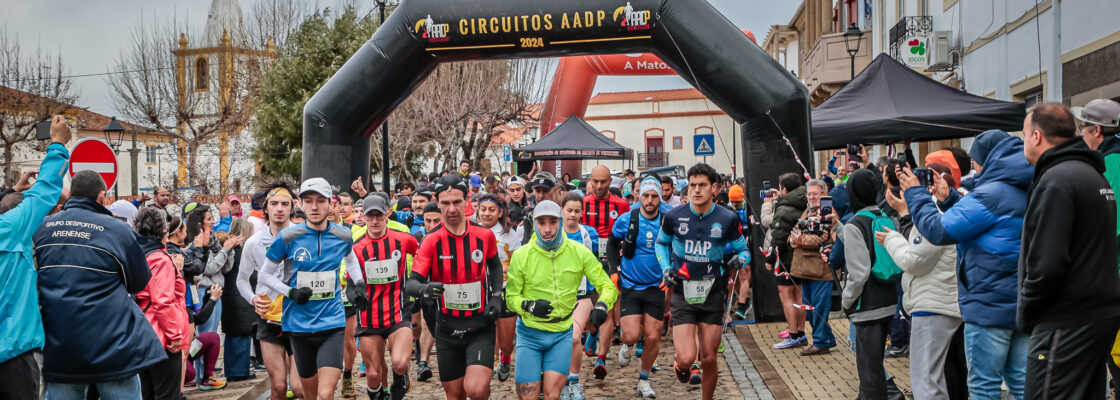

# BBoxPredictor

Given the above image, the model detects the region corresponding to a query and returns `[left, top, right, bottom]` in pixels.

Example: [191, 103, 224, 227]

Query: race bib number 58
[683, 279, 715, 304]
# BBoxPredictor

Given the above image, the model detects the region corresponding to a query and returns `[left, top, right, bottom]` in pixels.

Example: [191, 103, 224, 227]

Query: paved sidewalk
[734, 318, 912, 400]
[185, 332, 759, 399]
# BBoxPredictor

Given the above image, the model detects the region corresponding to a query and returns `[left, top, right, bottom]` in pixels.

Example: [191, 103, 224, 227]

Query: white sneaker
[618, 344, 632, 367]
[637, 379, 656, 398]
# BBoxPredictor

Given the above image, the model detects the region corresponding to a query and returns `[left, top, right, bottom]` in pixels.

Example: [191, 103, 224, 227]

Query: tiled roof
[0, 85, 170, 135]
[589, 88, 707, 105]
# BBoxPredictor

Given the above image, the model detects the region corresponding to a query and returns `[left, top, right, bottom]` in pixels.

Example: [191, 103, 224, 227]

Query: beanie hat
[970, 130, 1010, 167]
[728, 185, 745, 202]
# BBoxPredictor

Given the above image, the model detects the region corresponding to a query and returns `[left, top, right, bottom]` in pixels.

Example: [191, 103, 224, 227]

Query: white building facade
[581, 89, 741, 176]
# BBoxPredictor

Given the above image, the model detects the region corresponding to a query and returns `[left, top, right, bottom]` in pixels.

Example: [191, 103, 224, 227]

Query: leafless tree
[107, 14, 266, 191]
[378, 59, 545, 179]
[0, 28, 78, 185]
[246, 0, 307, 50]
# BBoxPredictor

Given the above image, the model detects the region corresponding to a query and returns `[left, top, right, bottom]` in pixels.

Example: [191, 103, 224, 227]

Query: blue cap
[470, 175, 482, 188]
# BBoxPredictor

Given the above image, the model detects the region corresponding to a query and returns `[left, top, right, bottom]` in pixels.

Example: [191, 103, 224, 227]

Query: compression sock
[639, 369, 651, 380]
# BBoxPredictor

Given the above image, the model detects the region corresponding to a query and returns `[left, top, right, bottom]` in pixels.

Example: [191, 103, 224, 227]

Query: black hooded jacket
[1018, 138, 1120, 332]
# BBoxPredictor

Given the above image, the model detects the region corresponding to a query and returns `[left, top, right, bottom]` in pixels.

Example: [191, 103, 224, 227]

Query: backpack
[851, 209, 903, 282]
[622, 209, 641, 258]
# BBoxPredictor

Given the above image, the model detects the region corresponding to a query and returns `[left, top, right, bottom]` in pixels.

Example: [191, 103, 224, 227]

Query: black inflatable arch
[302, 0, 812, 199]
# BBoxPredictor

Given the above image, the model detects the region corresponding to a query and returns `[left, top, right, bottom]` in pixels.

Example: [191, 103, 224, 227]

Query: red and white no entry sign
[69, 139, 118, 190]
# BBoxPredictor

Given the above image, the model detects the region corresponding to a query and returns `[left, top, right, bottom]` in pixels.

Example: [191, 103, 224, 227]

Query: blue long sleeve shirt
[0, 143, 68, 363]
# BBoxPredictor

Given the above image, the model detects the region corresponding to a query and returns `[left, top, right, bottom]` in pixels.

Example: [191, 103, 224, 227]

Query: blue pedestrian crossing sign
[694, 134, 715, 156]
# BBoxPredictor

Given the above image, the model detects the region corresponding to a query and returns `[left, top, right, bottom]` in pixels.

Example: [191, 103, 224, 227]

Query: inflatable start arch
[303, 0, 811, 197]
[303, 0, 810, 322]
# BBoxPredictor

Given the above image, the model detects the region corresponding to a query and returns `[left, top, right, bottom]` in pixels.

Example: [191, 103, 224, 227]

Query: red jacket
[136, 244, 187, 350]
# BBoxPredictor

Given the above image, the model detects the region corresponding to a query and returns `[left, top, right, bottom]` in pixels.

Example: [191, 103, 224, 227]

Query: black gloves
[589, 301, 609, 327]
[521, 299, 554, 318]
[727, 255, 746, 270]
[661, 268, 679, 289]
[421, 282, 444, 301]
[288, 287, 313, 305]
[351, 289, 370, 311]
[484, 297, 503, 320]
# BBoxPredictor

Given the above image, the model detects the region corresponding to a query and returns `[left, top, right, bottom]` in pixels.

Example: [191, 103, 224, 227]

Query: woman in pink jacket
[134, 207, 188, 399]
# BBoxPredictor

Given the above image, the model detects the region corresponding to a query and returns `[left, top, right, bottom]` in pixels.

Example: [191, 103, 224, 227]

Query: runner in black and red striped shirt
[405, 175, 503, 400]
[353, 194, 418, 400]
[581, 164, 631, 379]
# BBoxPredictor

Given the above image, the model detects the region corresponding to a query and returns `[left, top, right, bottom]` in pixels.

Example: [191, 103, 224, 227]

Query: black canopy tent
[513, 115, 632, 161]
[812, 53, 1026, 150]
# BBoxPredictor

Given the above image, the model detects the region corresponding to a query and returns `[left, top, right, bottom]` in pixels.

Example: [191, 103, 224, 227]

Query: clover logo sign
[909, 39, 926, 56]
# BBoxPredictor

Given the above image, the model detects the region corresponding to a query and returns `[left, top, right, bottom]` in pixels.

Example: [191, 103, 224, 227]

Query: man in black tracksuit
[1018, 102, 1120, 399]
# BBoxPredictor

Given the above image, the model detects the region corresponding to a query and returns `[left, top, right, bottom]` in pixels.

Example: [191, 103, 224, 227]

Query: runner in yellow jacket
[505, 200, 616, 400]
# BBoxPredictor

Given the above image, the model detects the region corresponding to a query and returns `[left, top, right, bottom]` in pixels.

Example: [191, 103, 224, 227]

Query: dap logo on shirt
[294, 248, 312, 262]
[684, 239, 712, 259]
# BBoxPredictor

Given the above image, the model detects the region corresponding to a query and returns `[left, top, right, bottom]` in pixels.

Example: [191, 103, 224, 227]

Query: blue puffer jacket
[33, 197, 166, 383]
[906, 136, 1033, 329]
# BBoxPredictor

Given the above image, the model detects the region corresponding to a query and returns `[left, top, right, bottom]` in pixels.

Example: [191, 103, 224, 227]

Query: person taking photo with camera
[787, 179, 836, 356]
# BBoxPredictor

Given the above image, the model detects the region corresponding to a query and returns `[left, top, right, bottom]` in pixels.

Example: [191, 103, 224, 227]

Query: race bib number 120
[297, 271, 337, 301]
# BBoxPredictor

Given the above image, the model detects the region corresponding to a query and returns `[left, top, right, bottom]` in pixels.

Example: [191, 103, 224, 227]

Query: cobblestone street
[185, 330, 761, 399]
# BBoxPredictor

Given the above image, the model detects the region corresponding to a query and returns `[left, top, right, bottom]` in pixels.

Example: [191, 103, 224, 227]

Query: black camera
[796, 217, 825, 234]
[914, 168, 934, 187]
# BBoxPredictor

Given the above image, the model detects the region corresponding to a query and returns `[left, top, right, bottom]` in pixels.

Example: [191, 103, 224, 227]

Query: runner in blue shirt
[258, 178, 369, 400]
[607, 177, 666, 398]
[655, 164, 749, 400]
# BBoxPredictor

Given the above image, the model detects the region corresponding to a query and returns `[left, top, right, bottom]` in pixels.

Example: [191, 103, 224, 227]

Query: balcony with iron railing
[638, 152, 668, 169]
[799, 30, 871, 106]
[889, 16, 933, 61]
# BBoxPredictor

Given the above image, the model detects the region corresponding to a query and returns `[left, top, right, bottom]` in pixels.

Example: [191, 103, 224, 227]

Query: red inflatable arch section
[538, 30, 756, 177]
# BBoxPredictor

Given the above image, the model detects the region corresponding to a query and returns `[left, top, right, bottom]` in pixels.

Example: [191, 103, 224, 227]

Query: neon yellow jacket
[506, 236, 617, 332]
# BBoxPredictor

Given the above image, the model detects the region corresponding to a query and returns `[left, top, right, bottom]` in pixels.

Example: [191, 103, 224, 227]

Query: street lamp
[843, 23, 864, 80]
[102, 117, 126, 198]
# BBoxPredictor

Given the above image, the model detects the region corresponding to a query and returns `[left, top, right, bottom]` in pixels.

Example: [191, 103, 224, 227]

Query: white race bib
[443, 281, 483, 311]
[189, 285, 200, 306]
[578, 276, 589, 296]
[296, 270, 336, 301]
[683, 278, 715, 304]
[598, 239, 609, 258]
[189, 338, 203, 358]
[364, 259, 399, 284]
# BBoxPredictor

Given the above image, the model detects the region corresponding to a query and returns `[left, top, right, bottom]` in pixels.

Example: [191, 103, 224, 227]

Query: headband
[168, 218, 183, 235]
[479, 198, 502, 207]
[266, 187, 293, 200]
[639, 177, 661, 196]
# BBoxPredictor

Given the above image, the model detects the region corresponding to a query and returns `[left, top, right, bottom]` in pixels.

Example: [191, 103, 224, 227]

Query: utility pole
[129, 129, 140, 196]
[378, 1, 391, 193]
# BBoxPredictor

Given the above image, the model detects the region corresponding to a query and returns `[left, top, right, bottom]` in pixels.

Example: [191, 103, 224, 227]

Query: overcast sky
[3, 0, 798, 119]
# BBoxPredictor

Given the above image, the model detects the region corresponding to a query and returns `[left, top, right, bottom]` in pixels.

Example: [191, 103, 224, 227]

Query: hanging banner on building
[904, 35, 929, 68]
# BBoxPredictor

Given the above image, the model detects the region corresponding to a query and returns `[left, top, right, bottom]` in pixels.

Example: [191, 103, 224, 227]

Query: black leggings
[289, 328, 345, 379]
[140, 349, 182, 400]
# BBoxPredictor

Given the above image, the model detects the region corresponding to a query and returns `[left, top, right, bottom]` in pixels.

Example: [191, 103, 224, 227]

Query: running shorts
[257, 319, 292, 355]
[434, 323, 495, 382]
[514, 320, 572, 383]
[355, 321, 412, 340]
[620, 286, 666, 320]
[669, 276, 728, 327]
[288, 328, 345, 378]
